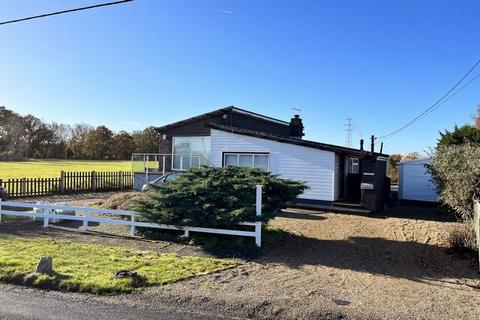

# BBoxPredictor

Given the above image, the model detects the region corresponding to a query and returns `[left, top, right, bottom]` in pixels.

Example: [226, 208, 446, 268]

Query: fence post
[255, 185, 262, 247]
[0, 199, 2, 224]
[256, 185, 262, 217]
[82, 205, 88, 232]
[91, 171, 97, 192]
[0, 179, 5, 201]
[21, 178, 26, 196]
[33, 202, 42, 221]
[474, 200, 480, 274]
[43, 207, 49, 228]
[130, 215, 135, 237]
[162, 156, 166, 176]
[59, 171, 65, 193]
[119, 171, 124, 190]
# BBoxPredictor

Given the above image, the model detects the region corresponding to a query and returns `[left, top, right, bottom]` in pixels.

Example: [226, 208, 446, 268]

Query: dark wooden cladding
[158, 108, 290, 140]
[0, 171, 133, 199]
[157, 107, 292, 172]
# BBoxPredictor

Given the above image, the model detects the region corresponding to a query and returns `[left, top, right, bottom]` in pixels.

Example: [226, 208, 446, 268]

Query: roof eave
[208, 124, 388, 157]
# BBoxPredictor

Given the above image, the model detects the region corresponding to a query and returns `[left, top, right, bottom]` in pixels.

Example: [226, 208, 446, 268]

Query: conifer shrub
[427, 144, 480, 221]
[132, 166, 307, 228]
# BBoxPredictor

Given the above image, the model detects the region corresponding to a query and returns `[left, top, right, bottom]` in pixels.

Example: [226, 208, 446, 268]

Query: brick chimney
[289, 114, 304, 139]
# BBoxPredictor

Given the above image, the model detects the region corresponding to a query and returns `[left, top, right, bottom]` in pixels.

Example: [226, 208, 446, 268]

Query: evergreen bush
[132, 166, 308, 228]
[427, 143, 480, 221]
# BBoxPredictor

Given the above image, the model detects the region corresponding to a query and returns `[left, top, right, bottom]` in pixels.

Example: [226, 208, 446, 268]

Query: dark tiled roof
[208, 123, 388, 157]
[156, 106, 289, 131]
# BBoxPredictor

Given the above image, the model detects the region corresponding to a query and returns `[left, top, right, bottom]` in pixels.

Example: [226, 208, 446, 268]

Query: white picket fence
[0, 185, 263, 246]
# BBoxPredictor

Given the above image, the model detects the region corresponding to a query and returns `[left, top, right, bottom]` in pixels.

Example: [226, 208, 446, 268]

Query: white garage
[398, 159, 438, 202]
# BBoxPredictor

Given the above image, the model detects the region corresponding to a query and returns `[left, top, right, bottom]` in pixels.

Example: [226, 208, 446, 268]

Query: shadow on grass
[3, 270, 72, 292]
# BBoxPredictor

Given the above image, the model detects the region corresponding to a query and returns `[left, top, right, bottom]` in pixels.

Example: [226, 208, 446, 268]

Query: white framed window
[223, 153, 270, 171]
[172, 136, 211, 170]
[349, 157, 359, 174]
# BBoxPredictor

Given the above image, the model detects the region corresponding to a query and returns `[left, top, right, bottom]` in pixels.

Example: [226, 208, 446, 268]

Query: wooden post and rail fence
[0, 171, 132, 198]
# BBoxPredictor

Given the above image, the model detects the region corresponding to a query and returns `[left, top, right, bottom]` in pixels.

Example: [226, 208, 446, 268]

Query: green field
[0, 160, 131, 179]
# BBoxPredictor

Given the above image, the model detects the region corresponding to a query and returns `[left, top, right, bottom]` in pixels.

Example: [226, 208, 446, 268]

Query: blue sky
[0, 0, 479, 154]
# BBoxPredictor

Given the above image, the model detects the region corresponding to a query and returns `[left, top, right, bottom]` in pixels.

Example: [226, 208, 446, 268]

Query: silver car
[141, 171, 181, 192]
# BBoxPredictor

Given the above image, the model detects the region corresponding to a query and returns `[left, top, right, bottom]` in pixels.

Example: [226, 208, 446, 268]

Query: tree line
[0, 106, 160, 160]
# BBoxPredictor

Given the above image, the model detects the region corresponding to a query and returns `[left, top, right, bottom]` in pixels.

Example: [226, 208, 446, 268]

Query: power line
[410, 72, 480, 126]
[380, 71, 480, 142]
[0, 0, 133, 26]
[378, 58, 480, 141]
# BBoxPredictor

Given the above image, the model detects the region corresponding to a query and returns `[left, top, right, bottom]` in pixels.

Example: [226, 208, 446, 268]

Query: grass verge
[0, 235, 237, 294]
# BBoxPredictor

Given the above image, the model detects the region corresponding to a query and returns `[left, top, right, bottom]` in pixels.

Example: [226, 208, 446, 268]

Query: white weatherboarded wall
[399, 159, 438, 202]
[210, 129, 336, 201]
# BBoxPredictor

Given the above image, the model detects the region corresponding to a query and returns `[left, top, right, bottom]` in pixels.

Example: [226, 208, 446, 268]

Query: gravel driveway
[127, 207, 480, 320]
[2, 195, 480, 319]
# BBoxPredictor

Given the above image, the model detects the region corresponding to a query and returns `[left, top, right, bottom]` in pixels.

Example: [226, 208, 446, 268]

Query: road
[0, 286, 246, 320]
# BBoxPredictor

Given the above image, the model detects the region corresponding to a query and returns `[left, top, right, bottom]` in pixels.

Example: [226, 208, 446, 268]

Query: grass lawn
[0, 235, 237, 294]
[0, 159, 131, 179]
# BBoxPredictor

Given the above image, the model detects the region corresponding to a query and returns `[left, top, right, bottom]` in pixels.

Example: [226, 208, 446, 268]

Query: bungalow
[133, 106, 389, 213]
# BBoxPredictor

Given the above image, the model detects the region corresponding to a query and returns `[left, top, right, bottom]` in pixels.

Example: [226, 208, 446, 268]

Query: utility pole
[344, 118, 353, 147]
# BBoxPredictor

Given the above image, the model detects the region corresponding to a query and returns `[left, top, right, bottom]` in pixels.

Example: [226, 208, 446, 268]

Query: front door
[344, 157, 361, 202]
